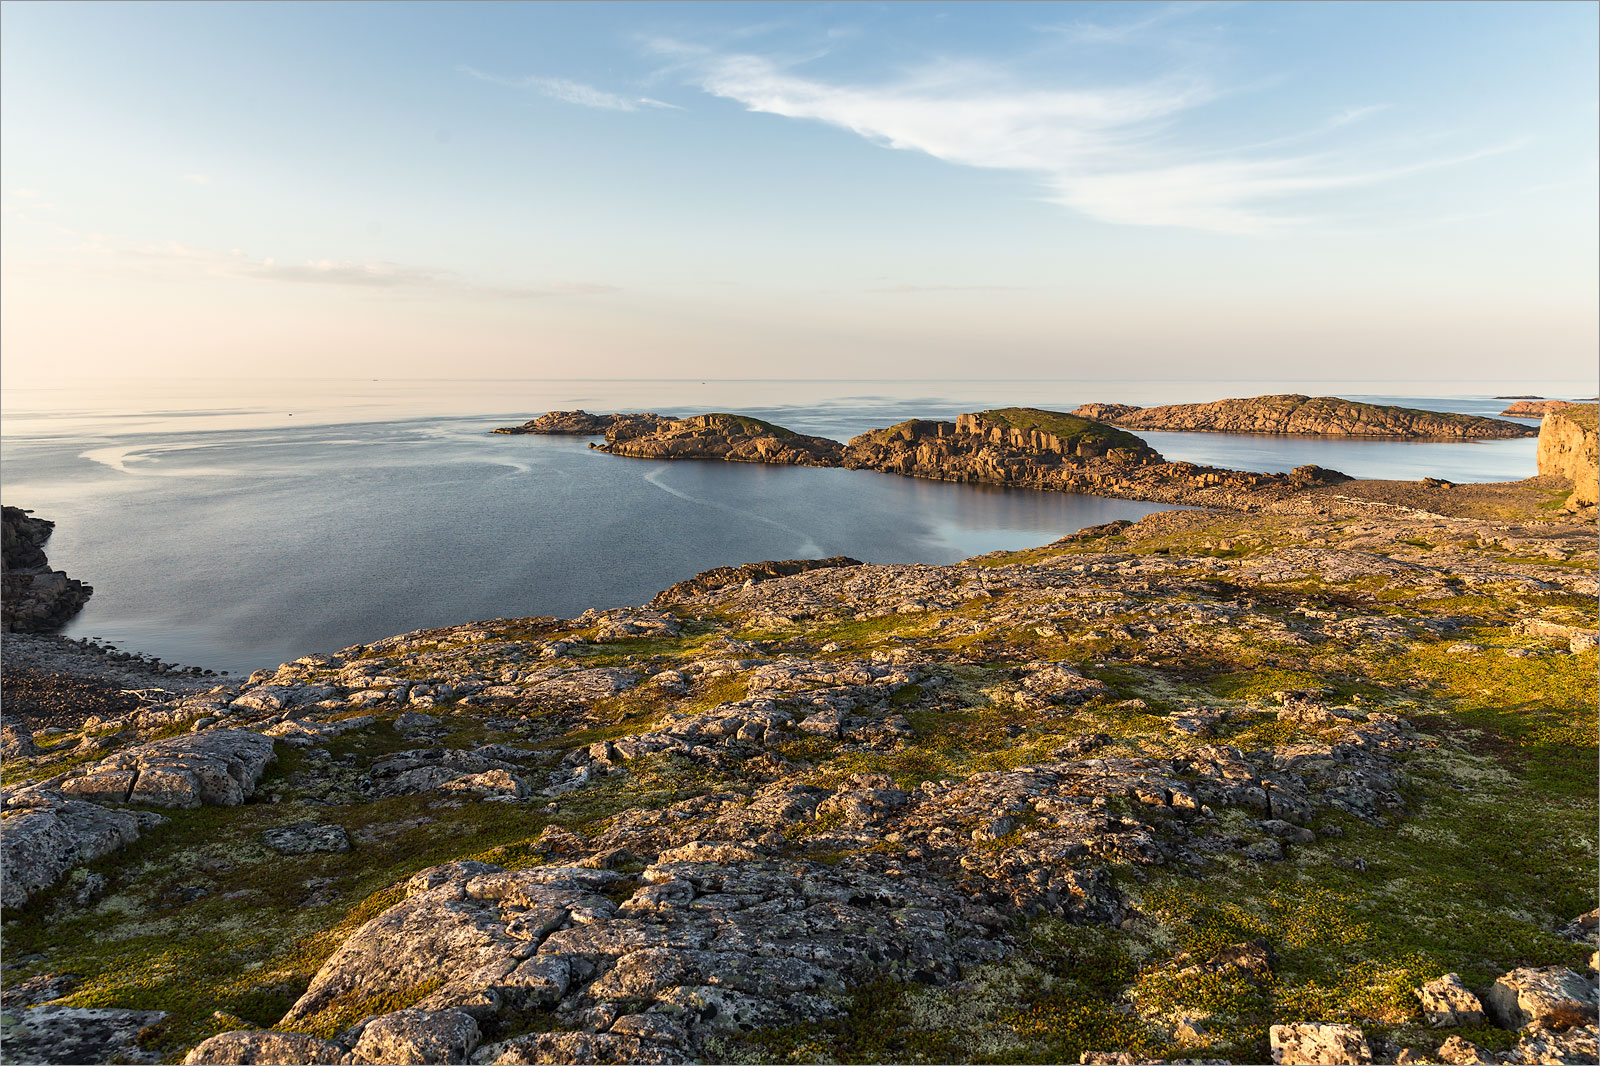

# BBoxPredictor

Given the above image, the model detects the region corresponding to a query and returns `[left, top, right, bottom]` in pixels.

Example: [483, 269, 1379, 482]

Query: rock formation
[1537, 404, 1599, 511]
[1071, 395, 1536, 438]
[841, 408, 1349, 510]
[492, 411, 662, 436]
[596, 413, 846, 466]
[2, 507, 93, 632]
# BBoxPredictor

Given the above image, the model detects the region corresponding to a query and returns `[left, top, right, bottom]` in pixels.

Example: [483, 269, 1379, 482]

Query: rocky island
[1, 405, 1596, 1066]
[502, 406, 1352, 511]
[1068, 395, 1536, 439]
[493, 412, 664, 437]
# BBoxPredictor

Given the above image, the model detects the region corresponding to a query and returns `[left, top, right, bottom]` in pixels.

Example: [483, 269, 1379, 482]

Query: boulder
[348, 1008, 481, 1065]
[1269, 1022, 1372, 1065]
[1485, 966, 1598, 1030]
[1418, 973, 1485, 1027]
[183, 1030, 347, 1064]
[1, 1005, 167, 1064]
[260, 822, 351, 855]
[0, 791, 159, 908]
[1435, 1035, 1496, 1065]
[56, 730, 277, 809]
[1507, 1025, 1598, 1065]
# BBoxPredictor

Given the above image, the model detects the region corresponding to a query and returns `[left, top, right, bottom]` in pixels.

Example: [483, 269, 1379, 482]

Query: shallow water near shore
[0, 377, 1582, 674]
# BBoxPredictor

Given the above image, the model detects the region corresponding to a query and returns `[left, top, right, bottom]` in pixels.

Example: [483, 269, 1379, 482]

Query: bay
[1, 377, 1584, 675]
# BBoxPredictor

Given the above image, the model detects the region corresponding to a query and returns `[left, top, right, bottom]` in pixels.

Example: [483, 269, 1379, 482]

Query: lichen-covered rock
[1435, 1035, 1496, 1065]
[260, 822, 351, 855]
[0, 790, 160, 908]
[1485, 966, 1598, 1030]
[1418, 973, 1485, 1027]
[347, 1008, 481, 1065]
[56, 729, 277, 809]
[1269, 1022, 1372, 1065]
[1506, 1025, 1599, 1064]
[182, 1030, 348, 1064]
[471, 1030, 684, 1064]
[1, 1005, 167, 1065]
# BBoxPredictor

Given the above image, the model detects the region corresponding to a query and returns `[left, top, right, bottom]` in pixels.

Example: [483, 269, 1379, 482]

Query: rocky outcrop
[650, 557, 864, 607]
[1, 730, 276, 908]
[842, 409, 1349, 510]
[1268, 1022, 1372, 1064]
[1484, 966, 1599, 1030]
[0, 791, 163, 909]
[1537, 405, 1599, 511]
[0, 1005, 169, 1065]
[2, 507, 93, 632]
[1071, 395, 1536, 438]
[596, 413, 845, 466]
[4, 476, 1597, 1064]
[1417, 973, 1485, 1027]
[492, 410, 662, 436]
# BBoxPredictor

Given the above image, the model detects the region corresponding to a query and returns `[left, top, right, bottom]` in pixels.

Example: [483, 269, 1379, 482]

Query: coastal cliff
[1071, 395, 1536, 439]
[595, 413, 846, 466]
[1538, 404, 1599, 511]
[2, 507, 93, 633]
[841, 408, 1349, 509]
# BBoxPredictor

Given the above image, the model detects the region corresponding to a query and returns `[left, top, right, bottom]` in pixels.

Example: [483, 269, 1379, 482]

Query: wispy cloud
[106, 240, 618, 298]
[1048, 2, 1218, 46]
[182, 173, 214, 185]
[465, 67, 678, 112]
[665, 44, 1507, 235]
[1328, 104, 1390, 128]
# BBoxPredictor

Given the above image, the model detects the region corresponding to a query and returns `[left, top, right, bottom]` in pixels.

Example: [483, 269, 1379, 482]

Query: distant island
[1066, 394, 1535, 438]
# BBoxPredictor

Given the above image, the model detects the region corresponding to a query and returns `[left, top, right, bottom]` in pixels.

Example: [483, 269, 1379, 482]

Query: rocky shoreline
[1, 467, 1595, 1065]
[2, 507, 93, 633]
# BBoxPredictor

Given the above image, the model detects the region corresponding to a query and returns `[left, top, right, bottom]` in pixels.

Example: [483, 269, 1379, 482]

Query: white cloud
[182, 173, 213, 185]
[674, 47, 1505, 235]
[105, 240, 617, 298]
[465, 67, 678, 112]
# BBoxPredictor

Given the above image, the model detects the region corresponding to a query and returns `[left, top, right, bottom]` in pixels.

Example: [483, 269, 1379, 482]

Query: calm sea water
[1, 378, 1587, 674]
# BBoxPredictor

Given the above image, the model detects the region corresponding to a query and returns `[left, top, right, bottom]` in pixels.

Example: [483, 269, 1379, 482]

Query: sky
[2, 1, 1596, 388]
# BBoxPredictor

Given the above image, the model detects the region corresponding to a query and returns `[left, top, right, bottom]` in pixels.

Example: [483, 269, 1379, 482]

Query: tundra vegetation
[1, 451, 1596, 1065]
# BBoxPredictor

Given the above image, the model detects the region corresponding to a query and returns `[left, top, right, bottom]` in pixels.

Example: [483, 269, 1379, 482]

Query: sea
[0, 377, 1588, 676]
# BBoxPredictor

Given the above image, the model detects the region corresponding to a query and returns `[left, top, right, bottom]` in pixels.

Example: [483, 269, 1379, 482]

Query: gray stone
[1435, 1035, 1496, 1065]
[1, 1005, 167, 1065]
[261, 822, 351, 855]
[1506, 1024, 1598, 1065]
[0, 790, 156, 908]
[1269, 1022, 1372, 1065]
[1485, 966, 1598, 1030]
[183, 1030, 348, 1064]
[1418, 973, 1485, 1027]
[348, 1008, 480, 1065]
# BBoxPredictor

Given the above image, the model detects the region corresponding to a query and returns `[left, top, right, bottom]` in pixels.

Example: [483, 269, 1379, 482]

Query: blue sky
[2, 1, 1595, 386]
